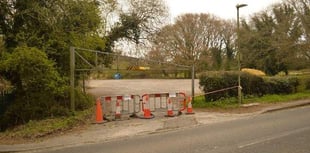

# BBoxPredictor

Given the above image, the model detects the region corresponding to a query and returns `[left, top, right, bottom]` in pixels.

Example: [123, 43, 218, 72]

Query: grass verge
[0, 108, 93, 143]
[193, 90, 310, 109]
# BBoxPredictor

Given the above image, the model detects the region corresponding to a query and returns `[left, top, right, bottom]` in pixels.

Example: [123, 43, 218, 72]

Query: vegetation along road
[37, 105, 310, 153]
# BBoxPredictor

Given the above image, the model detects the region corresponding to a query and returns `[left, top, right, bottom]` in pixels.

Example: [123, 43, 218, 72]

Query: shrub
[199, 71, 299, 102]
[242, 68, 266, 76]
[263, 77, 299, 94]
[304, 78, 310, 90]
[74, 88, 93, 110]
[0, 47, 93, 131]
[241, 72, 265, 96]
[199, 72, 239, 101]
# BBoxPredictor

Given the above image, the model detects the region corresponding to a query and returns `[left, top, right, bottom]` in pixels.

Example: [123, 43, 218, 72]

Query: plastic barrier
[100, 95, 140, 121]
[115, 99, 122, 119]
[96, 92, 192, 122]
[165, 97, 175, 117]
[185, 96, 195, 115]
[177, 92, 187, 113]
[143, 92, 188, 117]
[139, 94, 154, 119]
[147, 93, 169, 111]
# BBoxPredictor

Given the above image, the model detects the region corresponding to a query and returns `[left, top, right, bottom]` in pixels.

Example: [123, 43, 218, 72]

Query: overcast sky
[165, 0, 282, 21]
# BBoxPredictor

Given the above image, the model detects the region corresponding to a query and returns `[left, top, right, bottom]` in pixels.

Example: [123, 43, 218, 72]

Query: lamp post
[236, 4, 247, 105]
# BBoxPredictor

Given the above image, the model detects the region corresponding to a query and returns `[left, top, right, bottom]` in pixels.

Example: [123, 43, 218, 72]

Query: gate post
[70, 47, 75, 112]
[191, 64, 195, 103]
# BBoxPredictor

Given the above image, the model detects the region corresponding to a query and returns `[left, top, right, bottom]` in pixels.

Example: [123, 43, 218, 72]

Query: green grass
[193, 96, 240, 109]
[193, 90, 310, 109]
[0, 108, 93, 139]
[244, 91, 310, 104]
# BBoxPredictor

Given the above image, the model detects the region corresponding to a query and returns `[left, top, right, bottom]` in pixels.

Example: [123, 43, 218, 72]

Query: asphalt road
[38, 106, 310, 153]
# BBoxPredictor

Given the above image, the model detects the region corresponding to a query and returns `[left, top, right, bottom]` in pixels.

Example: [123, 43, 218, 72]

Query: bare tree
[221, 20, 236, 70]
[96, 0, 119, 35]
[151, 13, 228, 71]
[126, 0, 169, 36]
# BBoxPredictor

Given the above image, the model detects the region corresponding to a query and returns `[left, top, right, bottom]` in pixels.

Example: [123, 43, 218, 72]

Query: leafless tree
[151, 13, 232, 71]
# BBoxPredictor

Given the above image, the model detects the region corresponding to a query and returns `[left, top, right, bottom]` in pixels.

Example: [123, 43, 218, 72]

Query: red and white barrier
[165, 97, 175, 117]
[96, 92, 193, 122]
[115, 99, 122, 119]
[185, 97, 195, 115]
[141, 94, 153, 119]
[100, 95, 140, 121]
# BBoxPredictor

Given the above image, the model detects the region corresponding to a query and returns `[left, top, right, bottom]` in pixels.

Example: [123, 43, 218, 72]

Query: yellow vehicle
[127, 66, 150, 71]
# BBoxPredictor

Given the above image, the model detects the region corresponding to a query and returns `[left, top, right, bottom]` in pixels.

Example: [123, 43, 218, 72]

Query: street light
[236, 4, 247, 105]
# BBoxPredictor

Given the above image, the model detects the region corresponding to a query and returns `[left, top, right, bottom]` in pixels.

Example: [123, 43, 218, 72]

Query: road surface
[37, 105, 310, 153]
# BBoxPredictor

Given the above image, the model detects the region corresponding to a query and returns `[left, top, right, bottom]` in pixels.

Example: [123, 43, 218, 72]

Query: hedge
[199, 71, 300, 102]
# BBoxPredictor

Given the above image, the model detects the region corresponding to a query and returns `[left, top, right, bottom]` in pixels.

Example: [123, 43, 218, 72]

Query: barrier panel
[142, 92, 188, 117]
[100, 95, 140, 120]
[139, 94, 154, 119]
[96, 92, 193, 122]
[185, 96, 195, 114]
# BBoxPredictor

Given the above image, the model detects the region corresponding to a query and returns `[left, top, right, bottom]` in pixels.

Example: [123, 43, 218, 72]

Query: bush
[74, 88, 94, 111]
[242, 68, 266, 76]
[199, 71, 299, 102]
[305, 78, 310, 90]
[241, 72, 265, 96]
[263, 77, 299, 94]
[199, 72, 238, 101]
[0, 47, 92, 131]
[0, 88, 93, 131]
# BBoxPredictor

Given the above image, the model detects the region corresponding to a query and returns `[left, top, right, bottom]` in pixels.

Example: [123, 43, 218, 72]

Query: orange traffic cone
[142, 94, 152, 119]
[165, 98, 175, 117]
[95, 98, 104, 123]
[186, 97, 195, 115]
[115, 99, 122, 119]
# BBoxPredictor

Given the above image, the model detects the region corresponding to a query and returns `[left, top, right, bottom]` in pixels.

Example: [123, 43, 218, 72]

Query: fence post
[70, 47, 75, 112]
[191, 64, 195, 103]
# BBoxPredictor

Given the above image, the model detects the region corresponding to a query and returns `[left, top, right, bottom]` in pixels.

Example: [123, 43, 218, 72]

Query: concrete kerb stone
[260, 99, 310, 114]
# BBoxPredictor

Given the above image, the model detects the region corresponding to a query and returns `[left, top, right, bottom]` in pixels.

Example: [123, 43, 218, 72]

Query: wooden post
[70, 47, 75, 112]
[191, 64, 195, 103]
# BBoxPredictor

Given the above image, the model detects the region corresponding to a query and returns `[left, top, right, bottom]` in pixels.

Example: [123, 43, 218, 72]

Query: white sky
[166, 0, 282, 21]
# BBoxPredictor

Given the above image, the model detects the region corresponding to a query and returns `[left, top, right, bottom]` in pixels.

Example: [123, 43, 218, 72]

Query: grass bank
[0, 108, 93, 144]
